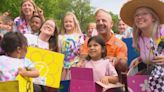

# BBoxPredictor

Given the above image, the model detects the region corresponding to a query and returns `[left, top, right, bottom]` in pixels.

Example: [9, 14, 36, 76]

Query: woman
[120, 0, 164, 91]
[14, 0, 37, 34]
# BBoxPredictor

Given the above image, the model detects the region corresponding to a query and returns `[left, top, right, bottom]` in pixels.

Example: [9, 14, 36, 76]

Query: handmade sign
[127, 75, 150, 92]
[26, 46, 64, 88]
[96, 81, 124, 92]
[0, 75, 33, 92]
[69, 67, 95, 92]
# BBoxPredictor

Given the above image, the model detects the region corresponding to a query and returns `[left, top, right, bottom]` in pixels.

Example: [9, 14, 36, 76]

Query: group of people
[0, 0, 164, 92]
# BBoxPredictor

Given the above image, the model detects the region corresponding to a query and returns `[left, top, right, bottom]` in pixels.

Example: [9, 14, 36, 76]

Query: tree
[0, 0, 118, 33]
[70, 0, 95, 32]
[109, 12, 119, 33]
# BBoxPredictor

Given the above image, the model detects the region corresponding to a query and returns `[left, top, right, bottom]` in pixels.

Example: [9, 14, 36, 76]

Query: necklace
[141, 36, 152, 64]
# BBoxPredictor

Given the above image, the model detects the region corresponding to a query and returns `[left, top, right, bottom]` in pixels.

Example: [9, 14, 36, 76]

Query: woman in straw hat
[120, 0, 164, 91]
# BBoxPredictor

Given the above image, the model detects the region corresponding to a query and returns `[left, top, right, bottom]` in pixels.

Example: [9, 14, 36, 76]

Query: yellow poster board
[0, 75, 33, 92]
[0, 80, 19, 92]
[26, 46, 64, 88]
[16, 75, 33, 92]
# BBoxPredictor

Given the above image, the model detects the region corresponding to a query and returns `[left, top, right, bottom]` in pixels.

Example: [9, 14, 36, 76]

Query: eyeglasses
[134, 12, 150, 17]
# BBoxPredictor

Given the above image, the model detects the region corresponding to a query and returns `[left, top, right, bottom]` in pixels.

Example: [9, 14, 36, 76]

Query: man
[80, 9, 128, 73]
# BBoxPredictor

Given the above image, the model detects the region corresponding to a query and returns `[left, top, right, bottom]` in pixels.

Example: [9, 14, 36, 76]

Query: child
[120, 0, 164, 91]
[80, 22, 97, 63]
[29, 15, 43, 35]
[58, 12, 84, 80]
[83, 36, 118, 84]
[0, 32, 39, 81]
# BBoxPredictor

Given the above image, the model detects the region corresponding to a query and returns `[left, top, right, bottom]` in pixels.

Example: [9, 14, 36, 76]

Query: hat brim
[120, 0, 164, 27]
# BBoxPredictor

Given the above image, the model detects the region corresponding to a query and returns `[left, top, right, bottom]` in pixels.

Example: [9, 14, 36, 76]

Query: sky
[90, 0, 127, 15]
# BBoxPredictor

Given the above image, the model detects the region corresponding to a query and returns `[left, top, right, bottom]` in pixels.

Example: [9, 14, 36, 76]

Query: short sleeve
[23, 58, 35, 69]
[106, 62, 118, 76]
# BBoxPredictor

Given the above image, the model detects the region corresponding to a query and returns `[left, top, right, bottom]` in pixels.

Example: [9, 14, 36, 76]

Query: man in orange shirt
[80, 9, 128, 73]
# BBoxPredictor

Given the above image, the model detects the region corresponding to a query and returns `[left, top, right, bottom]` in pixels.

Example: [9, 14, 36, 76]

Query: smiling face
[88, 40, 102, 60]
[64, 15, 75, 33]
[21, 1, 35, 17]
[40, 20, 55, 36]
[134, 7, 155, 30]
[87, 23, 96, 37]
[118, 20, 128, 34]
[30, 16, 42, 32]
[95, 10, 113, 36]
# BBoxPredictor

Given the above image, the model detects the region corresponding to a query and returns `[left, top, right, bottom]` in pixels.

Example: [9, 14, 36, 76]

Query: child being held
[0, 32, 39, 81]
[83, 36, 118, 84]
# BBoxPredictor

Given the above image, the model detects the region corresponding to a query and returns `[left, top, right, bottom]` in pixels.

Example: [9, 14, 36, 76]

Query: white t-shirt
[24, 34, 49, 50]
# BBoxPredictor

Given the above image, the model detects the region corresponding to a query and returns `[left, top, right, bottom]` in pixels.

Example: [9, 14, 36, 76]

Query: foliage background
[0, 0, 119, 33]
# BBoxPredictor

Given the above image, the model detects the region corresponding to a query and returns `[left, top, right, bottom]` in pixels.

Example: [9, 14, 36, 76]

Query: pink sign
[127, 75, 151, 92]
[69, 67, 95, 92]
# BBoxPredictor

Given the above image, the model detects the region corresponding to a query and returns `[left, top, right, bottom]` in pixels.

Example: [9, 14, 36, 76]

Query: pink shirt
[138, 26, 164, 63]
[84, 59, 118, 82]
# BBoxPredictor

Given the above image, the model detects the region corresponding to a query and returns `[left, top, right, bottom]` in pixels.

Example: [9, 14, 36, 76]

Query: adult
[120, 0, 164, 91]
[14, 0, 36, 34]
[115, 19, 133, 39]
[80, 9, 128, 77]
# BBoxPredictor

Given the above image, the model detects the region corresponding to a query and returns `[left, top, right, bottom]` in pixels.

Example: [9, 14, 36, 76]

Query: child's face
[19, 45, 28, 59]
[87, 24, 96, 37]
[30, 17, 42, 32]
[88, 40, 102, 60]
[64, 15, 75, 32]
[40, 20, 55, 36]
[118, 20, 127, 34]
[134, 7, 155, 30]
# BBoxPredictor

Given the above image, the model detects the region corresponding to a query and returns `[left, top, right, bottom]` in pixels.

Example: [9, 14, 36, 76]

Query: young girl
[84, 36, 118, 84]
[58, 12, 84, 80]
[14, 0, 37, 34]
[120, 0, 164, 91]
[0, 32, 39, 81]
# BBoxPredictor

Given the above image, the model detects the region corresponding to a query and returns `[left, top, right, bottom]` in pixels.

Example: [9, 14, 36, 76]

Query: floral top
[138, 26, 164, 64]
[13, 17, 32, 34]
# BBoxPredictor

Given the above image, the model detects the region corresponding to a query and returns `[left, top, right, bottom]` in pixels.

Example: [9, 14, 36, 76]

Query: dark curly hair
[1, 32, 27, 53]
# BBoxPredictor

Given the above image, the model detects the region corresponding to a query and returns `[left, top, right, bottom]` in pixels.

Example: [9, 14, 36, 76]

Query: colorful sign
[26, 47, 64, 88]
[127, 75, 150, 92]
[0, 75, 33, 92]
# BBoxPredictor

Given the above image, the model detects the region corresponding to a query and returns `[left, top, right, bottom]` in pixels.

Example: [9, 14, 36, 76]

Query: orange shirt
[80, 33, 127, 60]
[106, 33, 127, 60]
[80, 37, 89, 55]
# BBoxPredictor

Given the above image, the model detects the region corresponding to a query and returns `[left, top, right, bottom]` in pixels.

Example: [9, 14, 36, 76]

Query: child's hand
[100, 76, 109, 85]
[18, 68, 28, 77]
[152, 55, 164, 65]
[129, 57, 140, 68]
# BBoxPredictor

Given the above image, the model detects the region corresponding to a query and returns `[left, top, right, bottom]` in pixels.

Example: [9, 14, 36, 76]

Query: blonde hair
[87, 22, 96, 30]
[133, 7, 160, 49]
[60, 12, 82, 34]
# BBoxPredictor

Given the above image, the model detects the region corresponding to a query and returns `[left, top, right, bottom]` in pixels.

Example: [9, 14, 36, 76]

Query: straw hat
[120, 0, 164, 27]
